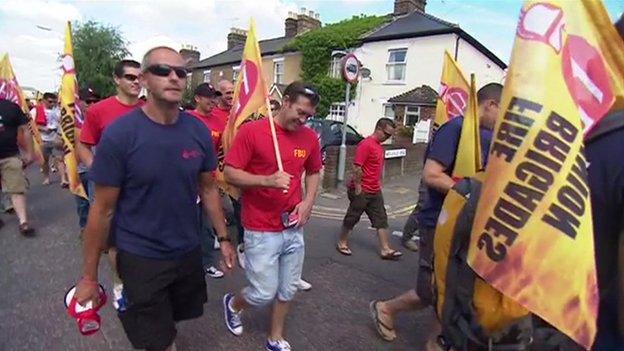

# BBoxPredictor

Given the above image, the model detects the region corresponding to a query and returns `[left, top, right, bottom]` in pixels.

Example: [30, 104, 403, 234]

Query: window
[186, 72, 193, 90]
[405, 106, 421, 126]
[273, 59, 284, 84]
[329, 103, 345, 120]
[202, 70, 211, 83]
[232, 65, 240, 82]
[386, 48, 407, 82]
[329, 54, 344, 78]
[383, 104, 395, 119]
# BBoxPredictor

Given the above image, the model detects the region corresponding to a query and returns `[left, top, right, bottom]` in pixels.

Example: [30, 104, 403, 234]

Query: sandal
[369, 300, 396, 341]
[336, 244, 352, 256]
[380, 250, 403, 260]
[19, 222, 35, 237]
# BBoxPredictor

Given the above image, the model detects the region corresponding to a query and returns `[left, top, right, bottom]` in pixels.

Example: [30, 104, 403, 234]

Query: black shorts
[116, 248, 207, 351]
[415, 226, 435, 306]
[342, 189, 389, 229]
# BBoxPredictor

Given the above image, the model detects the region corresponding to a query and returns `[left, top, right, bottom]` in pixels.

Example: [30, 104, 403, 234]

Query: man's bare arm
[422, 159, 455, 194]
[76, 141, 94, 168]
[224, 165, 290, 190]
[81, 185, 120, 281]
[17, 125, 34, 161]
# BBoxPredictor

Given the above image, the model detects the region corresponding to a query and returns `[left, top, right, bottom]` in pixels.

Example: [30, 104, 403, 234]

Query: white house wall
[348, 34, 506, 136]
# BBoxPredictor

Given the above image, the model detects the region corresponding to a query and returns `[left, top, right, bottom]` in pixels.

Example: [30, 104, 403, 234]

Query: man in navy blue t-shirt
[74, 46, 235, 351]
[370, 83, 502, 344]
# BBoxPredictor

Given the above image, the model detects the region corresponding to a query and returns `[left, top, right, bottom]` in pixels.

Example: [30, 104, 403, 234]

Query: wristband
[217, 237, 231, 243]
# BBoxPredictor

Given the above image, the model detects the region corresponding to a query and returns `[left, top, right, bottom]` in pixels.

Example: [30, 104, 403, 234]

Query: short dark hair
[616, 13, 624, 39]
[477, 83, 503, 104]
[375, 117, 396, 130]
[194, 83, 221, 98]
[270, 99, 281, 110]
[114, 59, 140, 78]
[283, 81, 320, 107]
[42, 92, 57, 100]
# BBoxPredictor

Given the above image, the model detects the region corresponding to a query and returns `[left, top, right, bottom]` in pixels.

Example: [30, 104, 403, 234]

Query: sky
[0, 0, 622, 92]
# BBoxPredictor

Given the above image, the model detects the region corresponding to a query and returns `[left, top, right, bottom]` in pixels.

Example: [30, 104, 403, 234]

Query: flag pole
[264, 97, 284, 171]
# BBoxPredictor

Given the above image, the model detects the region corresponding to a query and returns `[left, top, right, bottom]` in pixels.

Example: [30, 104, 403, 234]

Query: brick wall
[322, 143, 427, 191]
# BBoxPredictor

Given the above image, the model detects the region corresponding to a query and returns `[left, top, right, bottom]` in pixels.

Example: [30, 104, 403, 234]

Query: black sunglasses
[123, 73, 138, 81]
[145, 64, 188, 79]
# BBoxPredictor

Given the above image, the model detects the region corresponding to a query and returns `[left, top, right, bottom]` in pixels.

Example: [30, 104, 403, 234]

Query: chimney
[394, 0, 426, 15]
[227, 27, 247, 50]
[179, 44, 200, 67]
[285, 11, 298, 37]
[296, 7, 321, 35]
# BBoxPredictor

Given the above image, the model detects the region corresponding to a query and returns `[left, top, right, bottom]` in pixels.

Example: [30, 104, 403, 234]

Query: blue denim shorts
[242, 227, 305, 306]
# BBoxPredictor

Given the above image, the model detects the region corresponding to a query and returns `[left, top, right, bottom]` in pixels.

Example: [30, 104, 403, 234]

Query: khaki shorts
[342, 189, 389, 229]
[0, 157, 27, 194]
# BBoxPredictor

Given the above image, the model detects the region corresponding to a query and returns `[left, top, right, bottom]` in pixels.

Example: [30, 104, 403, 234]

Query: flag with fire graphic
[468, 0, 624, 349]
[0, 54, 45, 165]
[432, 50, 470, 132]
[59, 22, 87, 199]
[218, 18, 269, 197]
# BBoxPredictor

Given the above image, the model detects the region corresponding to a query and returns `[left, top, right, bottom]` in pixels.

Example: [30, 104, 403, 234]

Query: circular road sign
[341, 54, 360, 83]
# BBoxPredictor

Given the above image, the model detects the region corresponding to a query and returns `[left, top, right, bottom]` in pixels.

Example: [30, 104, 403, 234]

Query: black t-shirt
[0, 99, 29, 159]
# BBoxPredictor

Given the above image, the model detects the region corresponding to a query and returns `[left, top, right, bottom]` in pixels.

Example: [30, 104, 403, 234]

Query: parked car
[305, 118, 364, 163]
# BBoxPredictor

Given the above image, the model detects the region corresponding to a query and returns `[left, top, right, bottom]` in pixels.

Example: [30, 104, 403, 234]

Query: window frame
[273, 58, 285, 84]
[329, 102, 345, 119]
[383, 103, 396, 120]
[202, 69, 211, 83]
[232, 65, 240, 82]
[404, 106, 421, 126]
[385, 48, 408, 83]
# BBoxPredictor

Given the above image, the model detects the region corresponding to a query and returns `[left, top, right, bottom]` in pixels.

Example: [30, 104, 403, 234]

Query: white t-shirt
[30, 107, 60, 142]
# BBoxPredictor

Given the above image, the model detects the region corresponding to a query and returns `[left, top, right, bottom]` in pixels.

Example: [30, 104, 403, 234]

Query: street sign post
[337, 53, 360, 185]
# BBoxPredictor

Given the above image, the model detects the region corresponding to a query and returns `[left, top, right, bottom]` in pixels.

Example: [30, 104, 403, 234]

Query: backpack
[432, 174, 584, 351]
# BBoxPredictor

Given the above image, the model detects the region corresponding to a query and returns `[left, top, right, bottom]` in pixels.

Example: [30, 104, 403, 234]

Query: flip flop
[369, 300, 396, 341]
[380, 250, 403, 260]
[336, 244, 352, 256]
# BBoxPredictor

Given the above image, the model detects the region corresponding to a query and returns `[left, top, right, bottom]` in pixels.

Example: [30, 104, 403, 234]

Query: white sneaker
[205, 266, 224, 279]
[237, 243, 246, 270]
[295, 278, 312, 291]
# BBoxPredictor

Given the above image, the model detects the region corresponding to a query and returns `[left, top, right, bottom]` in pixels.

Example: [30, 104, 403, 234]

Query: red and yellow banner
[468, 1, 624, 349]
[0, 54, 44, 165]
[218, 18, 269, 197]
[433, 51, 470, 131]
[453, 73, 482, 178]
[59, 22, 86, 199]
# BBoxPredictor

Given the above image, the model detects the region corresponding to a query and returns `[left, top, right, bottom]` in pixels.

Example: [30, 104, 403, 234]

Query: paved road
[0, 169, 435, 351]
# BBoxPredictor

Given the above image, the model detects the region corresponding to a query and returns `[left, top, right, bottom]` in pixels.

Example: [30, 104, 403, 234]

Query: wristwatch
[217, 236, 231, 243]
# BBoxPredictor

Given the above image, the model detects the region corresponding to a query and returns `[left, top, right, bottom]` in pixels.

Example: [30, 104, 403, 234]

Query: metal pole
[337, 82, 351, 184]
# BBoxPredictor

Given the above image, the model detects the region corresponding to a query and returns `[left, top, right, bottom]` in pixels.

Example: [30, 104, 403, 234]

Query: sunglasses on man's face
[123, 74, 139, 82]
[145, 64, 188, 79]
[45, 99, 56, 105]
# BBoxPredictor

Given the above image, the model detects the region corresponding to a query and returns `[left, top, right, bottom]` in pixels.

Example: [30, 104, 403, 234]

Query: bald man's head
[217, 79, 234, 109]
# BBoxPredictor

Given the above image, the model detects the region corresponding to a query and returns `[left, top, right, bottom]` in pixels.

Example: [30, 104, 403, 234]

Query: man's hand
[265, 170, 292, 190]
[293, 200, 313, 227]
[354, 183, 362, 195]
[219, 241, 236, 273]
[21, 153, 34, 168]
[74, 278, 101, 308]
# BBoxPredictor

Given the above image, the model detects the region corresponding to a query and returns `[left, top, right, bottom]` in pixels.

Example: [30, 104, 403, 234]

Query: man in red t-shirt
[188, 83, 224, 151]
[76, 59, 144, 168]
[221, 82, 322, 350]
[75, 59, 143, 312]
[337, 118, 403, 260]
[211, 79, 234, 124]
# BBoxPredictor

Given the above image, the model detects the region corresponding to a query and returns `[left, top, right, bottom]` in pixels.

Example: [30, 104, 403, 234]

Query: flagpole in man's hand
[264, 96, 289, 194]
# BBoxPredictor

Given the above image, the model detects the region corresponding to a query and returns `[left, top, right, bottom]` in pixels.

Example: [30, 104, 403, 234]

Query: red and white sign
[440, 84, 469, 118]
[232, 59, 259, 119]
[341, 54, 360, 84]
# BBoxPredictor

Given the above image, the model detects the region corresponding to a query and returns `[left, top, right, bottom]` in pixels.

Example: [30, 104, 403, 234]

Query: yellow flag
[0, 54, 45, 165]
[59, 22, 86, 199]
[433, 51, 470, 132]
[452, 73, 482, 178]
[467, 1, 624, 349]
[218, 18, 269, 197]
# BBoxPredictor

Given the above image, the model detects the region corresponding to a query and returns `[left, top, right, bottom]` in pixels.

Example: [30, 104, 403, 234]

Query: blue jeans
[74, 172, 90, 230]
[197, 202, 216, 268]
[242, 227, 304, 306]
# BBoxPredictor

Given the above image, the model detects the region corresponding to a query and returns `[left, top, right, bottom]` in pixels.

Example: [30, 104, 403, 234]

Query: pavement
[0, 168, 432, 351]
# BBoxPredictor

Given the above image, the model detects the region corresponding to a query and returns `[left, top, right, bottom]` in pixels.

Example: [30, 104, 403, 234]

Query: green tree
[72, 20, 129, 97]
